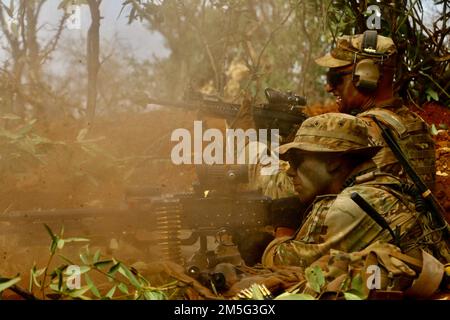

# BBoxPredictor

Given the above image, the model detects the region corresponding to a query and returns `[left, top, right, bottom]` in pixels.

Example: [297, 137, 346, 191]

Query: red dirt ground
[411, 102, 450, 222]
[0, 102, 448, 300]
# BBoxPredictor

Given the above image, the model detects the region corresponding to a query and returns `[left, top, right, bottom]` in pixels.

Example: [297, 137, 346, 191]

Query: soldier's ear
[325, 155, 345, 174]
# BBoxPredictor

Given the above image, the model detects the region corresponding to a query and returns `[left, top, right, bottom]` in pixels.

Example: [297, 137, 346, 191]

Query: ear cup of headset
[353, 59, 380, 91]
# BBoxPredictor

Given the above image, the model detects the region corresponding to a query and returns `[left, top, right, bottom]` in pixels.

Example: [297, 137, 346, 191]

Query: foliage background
[0, 0, 449, 300]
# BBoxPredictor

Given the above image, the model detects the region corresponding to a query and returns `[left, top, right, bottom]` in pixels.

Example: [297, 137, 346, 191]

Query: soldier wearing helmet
[315, 31, 436, 190]
[260, 112, 448, 297]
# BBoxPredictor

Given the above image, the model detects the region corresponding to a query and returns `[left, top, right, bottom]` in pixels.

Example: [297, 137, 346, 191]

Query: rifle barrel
[147, 96, 308, 137]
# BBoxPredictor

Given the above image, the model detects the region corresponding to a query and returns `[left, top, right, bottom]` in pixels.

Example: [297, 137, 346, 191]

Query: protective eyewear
[286, 151, 305, 171]
[326, 70, 353, 88]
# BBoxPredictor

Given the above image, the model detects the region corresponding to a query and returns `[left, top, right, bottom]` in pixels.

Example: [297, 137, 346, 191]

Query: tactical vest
[359, 106, 436, 190]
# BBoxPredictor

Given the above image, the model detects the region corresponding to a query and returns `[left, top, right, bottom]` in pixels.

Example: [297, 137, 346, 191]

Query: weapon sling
[371, 116, 449, 240]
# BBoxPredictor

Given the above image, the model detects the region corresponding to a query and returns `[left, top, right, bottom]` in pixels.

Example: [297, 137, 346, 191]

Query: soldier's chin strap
[341, 166, 377, 189]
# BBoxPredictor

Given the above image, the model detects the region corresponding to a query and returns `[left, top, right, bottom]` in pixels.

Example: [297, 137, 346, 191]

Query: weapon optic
[146, 88, 308, 137]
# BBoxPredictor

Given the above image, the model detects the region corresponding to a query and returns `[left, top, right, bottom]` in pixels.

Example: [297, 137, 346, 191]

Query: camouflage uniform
[360, 104, 436, 190]
[240, 34, 436, 200]
[263, 172, 449, 268]
[241, 141, 296, 199]
[315, 33, 436, 190]
[261, 113, 449, 269]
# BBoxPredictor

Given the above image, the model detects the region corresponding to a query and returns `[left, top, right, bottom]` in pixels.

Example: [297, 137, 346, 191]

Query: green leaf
[108, 262, 121, 277]
[29, 267, 35, 292]
[44, 224, 58, 254]
[305, 266, 325, 293]
[94, 260, 113, 269]
[118, 267, 138, 286]
[50, 238, 59, 254]
[344, 292, 363, 300]
[44, 224, 56, 240]
[85, 274, 101, 298]
[105, 286, 117, 299]
[50, 265, 68, 283]
[79, 266, 91, 274]
[117, 283, 129, 295]
[49, 283, 61, 292]
[426, 88, 439, 101]
[93, 250, 101, 264]
[67, 286, 91, 299]
[143, 290, 166, 300]
[0, 277, 21, 292]
[57, 239, 65, 250]
[79, 252, 89, 265]
[64, 237, 90, 243]
[119, 265, 141, 289]
[58, 269, 64, 291]
[30, 266, 45, 290]
[275, 292, 316, 300]
[350, 274, 364, 295]
[431, 124, 439, 136]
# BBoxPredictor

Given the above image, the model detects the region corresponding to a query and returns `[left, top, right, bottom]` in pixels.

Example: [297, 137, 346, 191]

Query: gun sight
[264, 88, 307, 106]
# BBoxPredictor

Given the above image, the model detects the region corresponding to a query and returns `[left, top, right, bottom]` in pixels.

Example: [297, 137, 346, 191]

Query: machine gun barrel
[147, 97, 240, 120]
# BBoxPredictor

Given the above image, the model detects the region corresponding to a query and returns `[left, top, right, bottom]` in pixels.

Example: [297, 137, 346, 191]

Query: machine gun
[150, 164, 305, 269]
[146, 88, 308, 137]
[0, 165, 304, 270]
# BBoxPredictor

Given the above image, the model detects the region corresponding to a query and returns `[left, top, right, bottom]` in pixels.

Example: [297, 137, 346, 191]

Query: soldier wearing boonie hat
[261, 113, 449, 294]
[315, 33, 396, 69]
[315, 30, 436, 191]
[278, 112, 380, 157]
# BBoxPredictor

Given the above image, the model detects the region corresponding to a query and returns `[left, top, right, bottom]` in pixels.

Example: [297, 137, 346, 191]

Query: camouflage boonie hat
[315, 33, 396, 68]
[278, 113, 381, 156]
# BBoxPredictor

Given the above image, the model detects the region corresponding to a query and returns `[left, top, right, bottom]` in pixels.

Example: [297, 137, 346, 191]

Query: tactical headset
[352, 30, 391, 92]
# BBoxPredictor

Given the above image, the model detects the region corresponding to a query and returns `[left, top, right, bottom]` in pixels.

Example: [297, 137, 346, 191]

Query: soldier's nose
[325, 84, 333, 93]
[287, 165, 296, 177]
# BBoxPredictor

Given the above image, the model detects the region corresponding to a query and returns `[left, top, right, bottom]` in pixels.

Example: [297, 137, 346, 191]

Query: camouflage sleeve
[262, 185, 412, 268]
[250, 161, 296, 199]
[239, 141, 296, 199]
